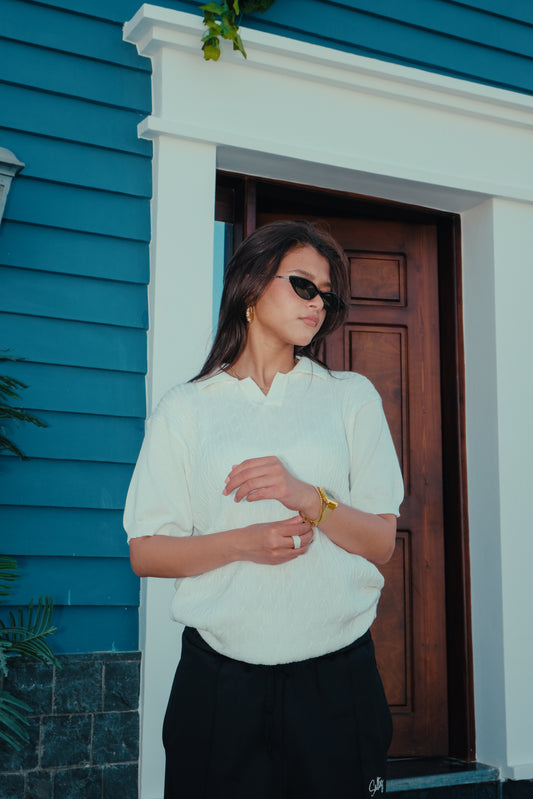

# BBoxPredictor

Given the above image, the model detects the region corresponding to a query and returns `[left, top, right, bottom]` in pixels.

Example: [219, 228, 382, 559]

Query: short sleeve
[123, 394, 194, 542]
[345, 389, 404, 517]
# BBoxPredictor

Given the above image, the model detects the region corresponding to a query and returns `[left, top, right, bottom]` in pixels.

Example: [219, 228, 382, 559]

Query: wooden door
[258, 211, 448, 756]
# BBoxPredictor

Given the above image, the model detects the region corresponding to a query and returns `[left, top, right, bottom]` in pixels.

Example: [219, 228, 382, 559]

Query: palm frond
[0, 690, 31, 750]
[0, 372, 28, 402]
[0, 557, 18, 602]
[0, 353, 23, 364]
[0, 406, 47, 427]
[0, 352, 48, 458]
[0, 433, 26, 459]
[0, 597, 60, 670]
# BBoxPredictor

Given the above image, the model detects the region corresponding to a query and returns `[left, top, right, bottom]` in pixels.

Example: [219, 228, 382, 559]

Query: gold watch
[317, 487, 338, 524]
[300, 486, 338, 526]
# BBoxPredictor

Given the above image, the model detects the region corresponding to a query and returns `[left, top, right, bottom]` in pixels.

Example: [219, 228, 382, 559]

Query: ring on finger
[292, 534, 302, 550]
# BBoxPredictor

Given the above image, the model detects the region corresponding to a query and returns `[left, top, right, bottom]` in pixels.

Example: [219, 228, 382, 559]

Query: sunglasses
[275, 275, 344, 314]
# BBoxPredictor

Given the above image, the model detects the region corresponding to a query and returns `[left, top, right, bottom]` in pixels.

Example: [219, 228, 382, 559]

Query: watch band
[299, 486, 338, 527]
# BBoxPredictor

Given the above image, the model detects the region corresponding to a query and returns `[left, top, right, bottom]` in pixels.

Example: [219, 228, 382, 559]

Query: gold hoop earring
[246, 306, 254, 323]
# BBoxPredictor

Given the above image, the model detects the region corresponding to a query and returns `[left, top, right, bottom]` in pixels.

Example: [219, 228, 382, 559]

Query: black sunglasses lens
[289, 276, 316, 300]
[322, 293, 343, 312]
[288, 276, 343, 313]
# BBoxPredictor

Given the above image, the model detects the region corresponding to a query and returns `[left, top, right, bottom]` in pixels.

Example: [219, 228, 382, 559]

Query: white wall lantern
[0, 147, 24, 227]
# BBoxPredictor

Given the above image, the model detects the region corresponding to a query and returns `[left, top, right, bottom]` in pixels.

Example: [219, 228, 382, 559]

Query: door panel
[258, 211, 448, 756]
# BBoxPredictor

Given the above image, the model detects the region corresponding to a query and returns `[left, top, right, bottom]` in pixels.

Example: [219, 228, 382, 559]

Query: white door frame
[125, 8, 533, 796]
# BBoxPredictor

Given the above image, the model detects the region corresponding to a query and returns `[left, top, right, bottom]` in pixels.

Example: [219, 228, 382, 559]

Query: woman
[124, 220, 404, 799]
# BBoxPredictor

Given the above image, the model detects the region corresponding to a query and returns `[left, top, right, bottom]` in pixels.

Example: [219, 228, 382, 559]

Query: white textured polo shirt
[124, 357, 404, 664]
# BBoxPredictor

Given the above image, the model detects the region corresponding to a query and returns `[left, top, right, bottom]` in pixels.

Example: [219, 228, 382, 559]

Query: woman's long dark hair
[192, 220, 350, 381]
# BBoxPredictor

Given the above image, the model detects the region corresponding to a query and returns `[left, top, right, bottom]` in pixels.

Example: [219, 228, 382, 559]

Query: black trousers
[163, 627, 392, 799]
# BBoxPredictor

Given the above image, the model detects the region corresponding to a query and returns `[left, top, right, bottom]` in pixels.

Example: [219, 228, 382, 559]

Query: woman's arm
[129, 515, 314, 578]
[223, 458, 397, 566]
[294, 483, 397, 564]
[317, 505, 396, 565]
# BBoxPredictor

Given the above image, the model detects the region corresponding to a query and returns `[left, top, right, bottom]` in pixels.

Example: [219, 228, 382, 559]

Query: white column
[463, 198, 533, 778]
[492, 199, 533, 779]
[462, 200, 507, 768]
[146, 134, 217, 404]
[139, 134, 216, 799]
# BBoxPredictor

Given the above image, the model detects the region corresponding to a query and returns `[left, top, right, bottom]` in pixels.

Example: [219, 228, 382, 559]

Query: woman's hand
[223, 457, 397, 566]
[223, 456, 322, 519]
[235, 515, 314, 565]
[129, 515, 314, 578]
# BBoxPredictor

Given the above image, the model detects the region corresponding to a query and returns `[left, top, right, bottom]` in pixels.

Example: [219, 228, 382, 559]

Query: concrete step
[387, 758, 500, 797]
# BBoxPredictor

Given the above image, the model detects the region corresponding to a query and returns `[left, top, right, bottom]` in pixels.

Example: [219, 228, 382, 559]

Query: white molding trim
[124, 4, 533, 130]
[124, 7, 533, 210]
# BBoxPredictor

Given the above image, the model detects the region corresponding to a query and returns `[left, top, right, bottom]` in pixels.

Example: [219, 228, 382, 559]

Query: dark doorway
[215, 173, 474, 760]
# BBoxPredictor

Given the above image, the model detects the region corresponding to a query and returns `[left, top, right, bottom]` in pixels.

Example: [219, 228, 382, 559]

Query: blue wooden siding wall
[0, 0, 531, 654]
[248, 0, 533, 96]
[0, 0, 153, 652]
[107, 0, 533, 95]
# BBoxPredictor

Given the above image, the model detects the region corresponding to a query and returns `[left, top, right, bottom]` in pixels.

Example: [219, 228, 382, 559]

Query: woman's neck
[230, 341, 297, 394]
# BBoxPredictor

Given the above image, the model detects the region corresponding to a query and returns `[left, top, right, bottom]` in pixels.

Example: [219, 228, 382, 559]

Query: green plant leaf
[0, 557, 18, 603]
[0, 690, 31, 750]
[0, 354, 48, 458]
[220, 17, 238, 38]
[232, 31, 247, 57]
[200, 0, 275, 60]
[0, 375, 26, 403]
[0, 597, 61, 672]
[202, 25, 223, 42]
[0, 548, 59, 752]
[0, 406, 47, 426]
[0, 435, 26, 459]
[200, 1, 228, 14]
[202, 37, 221, 61]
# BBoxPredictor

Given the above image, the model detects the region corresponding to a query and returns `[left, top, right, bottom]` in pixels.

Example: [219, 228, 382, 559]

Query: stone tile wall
[502, 781, 533, 799]
[0, 651, 141, 799]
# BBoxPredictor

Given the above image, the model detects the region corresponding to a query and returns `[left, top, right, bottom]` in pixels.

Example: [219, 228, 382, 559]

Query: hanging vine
[200, 1, 275, 61]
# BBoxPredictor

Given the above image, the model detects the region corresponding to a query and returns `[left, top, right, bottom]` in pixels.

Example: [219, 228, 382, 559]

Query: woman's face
[251, 245, 331, 349]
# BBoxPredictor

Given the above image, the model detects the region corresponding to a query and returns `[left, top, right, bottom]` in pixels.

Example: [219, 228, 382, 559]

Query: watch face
[323, 489, 338, 508]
